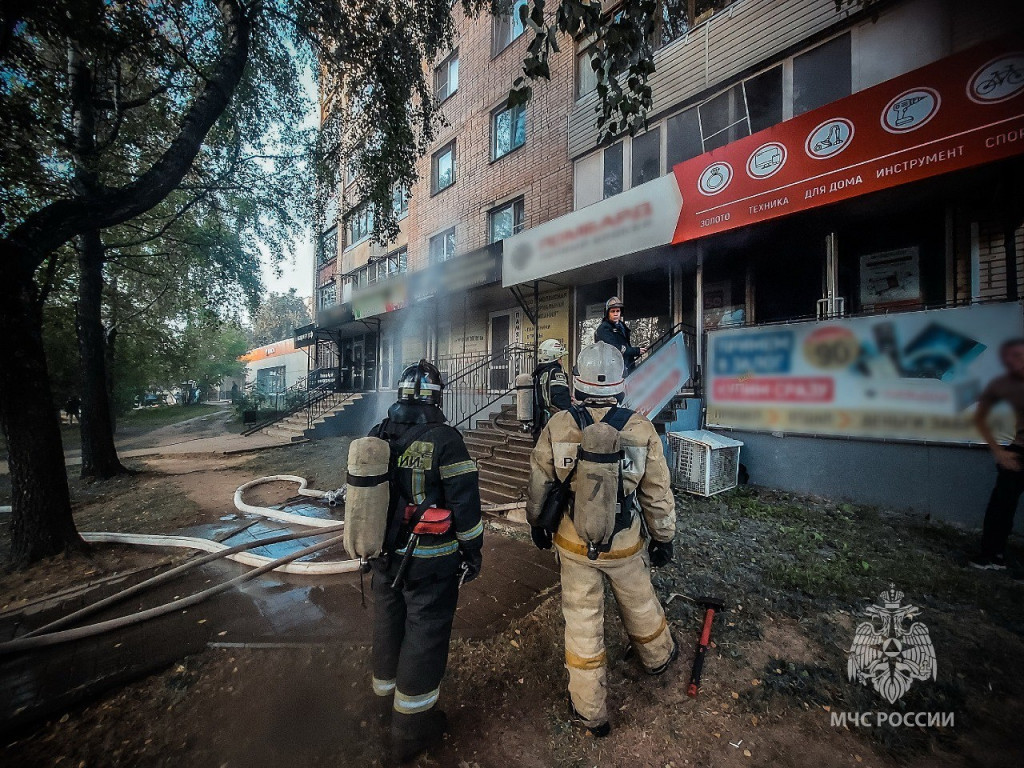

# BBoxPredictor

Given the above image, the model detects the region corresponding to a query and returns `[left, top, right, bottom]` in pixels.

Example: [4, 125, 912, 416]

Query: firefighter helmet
[572, 342, 625, 398]
[397, 359, 445, 405]
[538, 338, 568, 364]
[604, 296, 624, 317]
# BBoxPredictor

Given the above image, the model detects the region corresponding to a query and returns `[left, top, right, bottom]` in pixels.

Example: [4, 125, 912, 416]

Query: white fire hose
[0, 476, 359, 655]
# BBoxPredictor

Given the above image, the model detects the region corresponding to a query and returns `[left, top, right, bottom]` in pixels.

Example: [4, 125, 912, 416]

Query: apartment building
[314, 0, 576, 400]
[500, 0, 1024, 527]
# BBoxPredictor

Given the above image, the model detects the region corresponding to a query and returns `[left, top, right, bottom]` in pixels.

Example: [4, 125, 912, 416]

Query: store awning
[671, 35, 1024, 242]
[502, 173, 682, 287]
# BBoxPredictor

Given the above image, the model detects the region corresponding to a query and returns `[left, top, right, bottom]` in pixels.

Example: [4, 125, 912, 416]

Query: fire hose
[0, 476, 358, 656]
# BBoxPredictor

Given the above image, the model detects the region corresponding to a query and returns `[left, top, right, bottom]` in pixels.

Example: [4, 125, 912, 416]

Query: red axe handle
[687, 607, 718, 698]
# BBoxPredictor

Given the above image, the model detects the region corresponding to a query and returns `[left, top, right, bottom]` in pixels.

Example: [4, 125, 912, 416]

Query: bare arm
[975, 398, 1021, 471]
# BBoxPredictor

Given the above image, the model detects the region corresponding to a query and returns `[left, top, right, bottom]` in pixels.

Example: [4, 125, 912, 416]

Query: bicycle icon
[968, 53, 1024, 104]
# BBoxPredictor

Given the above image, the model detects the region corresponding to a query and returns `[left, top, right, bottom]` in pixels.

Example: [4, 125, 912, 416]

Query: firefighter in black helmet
[367, 359, 483, 763]
[594, 296, 646, 374]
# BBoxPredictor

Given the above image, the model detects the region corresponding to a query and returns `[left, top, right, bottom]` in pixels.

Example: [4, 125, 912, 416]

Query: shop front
[666, 36, 1024, 528]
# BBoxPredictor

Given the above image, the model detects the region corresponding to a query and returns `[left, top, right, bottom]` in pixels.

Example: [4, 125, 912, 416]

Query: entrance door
[351, 337, 364, 391]
[489, 313, 511, 390]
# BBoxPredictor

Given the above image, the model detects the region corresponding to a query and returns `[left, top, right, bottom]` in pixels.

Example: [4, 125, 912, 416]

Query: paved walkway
[0, 408, 300, 476]
[0, 497, 558, 737]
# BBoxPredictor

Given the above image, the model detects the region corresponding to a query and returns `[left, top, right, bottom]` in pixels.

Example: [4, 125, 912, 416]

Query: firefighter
[367, 360, 483, 763]
[594, 296, 646, 374]
[531, 338, 572, 439]
[526, 342, 677, 736]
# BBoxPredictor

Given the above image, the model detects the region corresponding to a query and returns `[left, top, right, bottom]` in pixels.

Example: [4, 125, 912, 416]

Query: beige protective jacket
[526, 404, 676, 555]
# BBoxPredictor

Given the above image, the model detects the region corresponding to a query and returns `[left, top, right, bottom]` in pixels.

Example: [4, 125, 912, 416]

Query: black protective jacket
[369, 402, 483, 581]
[532, 360, 572, 433]
[594, 318, 642, 373]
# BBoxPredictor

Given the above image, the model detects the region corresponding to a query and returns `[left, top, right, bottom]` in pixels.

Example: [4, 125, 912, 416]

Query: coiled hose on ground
[0, 476, 359, 656]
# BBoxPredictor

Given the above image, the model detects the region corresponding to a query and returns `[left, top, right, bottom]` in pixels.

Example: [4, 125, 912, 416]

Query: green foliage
[248, 289, 312, 347]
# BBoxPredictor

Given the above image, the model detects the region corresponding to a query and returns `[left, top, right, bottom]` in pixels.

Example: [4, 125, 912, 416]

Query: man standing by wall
[971, 338, 1024, 570]
[525, 341, 677, 736]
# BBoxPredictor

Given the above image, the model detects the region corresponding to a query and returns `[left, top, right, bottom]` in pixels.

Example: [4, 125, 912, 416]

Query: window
[666, 107, 702, 169]
[385, 247, 408, 276]
[346, 160, 358, 186]
[793, 33, 851, 116]
[317, 281, 337, 310]
[493, 0, 527, 55]
[743, 65, 783, 133]
[429, 227, 457, 263]
[603, 141, 624, 199]
[432, 141, 455, 194]
[492, 102, 526, 159]
[489, 198, 525, 243]
[659, 1, 736, 49]
[392, 184, 410, 218]
[699, 84, 750, 152]
[631, 126, 661, 187]
[346, 205, 373, 247]
[435, 50, 459, 102]
[576, 43, 599, 99]
[318, 226, 338, 266]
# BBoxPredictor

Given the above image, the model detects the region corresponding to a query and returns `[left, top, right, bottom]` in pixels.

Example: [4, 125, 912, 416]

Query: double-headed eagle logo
[847, 584, 937, 704]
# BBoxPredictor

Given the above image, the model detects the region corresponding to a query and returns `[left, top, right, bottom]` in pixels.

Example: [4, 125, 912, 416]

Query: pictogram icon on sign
[746, 142, 788, 179]
[805, 118, 855, 159]
[967, 53, 1024, 104]
[698, 161, 734, 196]
[881, 88, 940, 134]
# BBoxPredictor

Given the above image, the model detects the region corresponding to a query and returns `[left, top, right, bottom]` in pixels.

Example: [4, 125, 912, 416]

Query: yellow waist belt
[553, 533, 644, 560]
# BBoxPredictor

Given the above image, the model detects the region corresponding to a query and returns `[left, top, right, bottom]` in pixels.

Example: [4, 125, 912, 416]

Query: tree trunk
[76, 230, 126, 478]
[0, 250, 84, 566]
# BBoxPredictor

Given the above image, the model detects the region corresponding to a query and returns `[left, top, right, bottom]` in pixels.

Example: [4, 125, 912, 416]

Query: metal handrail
[241, 376, 338, 437]
[440, 344, 535, 430]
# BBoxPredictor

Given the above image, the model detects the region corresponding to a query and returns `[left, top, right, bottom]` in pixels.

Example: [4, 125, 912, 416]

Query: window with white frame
[346, 204, 373, 247]
[603, 141, 624, 199]
[493, 0, 527, 55]
[576, 41, 599, 99]
[318, 226, 338, 266]
[317, 281, 337, 310]
[392, 184, 410, 218]
[492, 102, 526, 159]
[793, 33, 851, 116]
[435, 50, 459, 102]
[489, 198, 525, 243]
[631, 126, 661, 187]
[429, 227, 457, 263]
[432, 141, 455, 194]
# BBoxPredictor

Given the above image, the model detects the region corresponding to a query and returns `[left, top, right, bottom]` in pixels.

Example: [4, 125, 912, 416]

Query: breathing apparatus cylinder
[343, 437, 391, 563]
[515, 373, 533, 422]
[572, 422, 623, 557]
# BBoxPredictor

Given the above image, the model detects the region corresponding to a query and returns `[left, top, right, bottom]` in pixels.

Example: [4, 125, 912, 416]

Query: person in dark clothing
[593, 296, 646, 374]
[367, 360, 483, 763]
[63, 395, 80, 424]
[532, 338, 572, 439]
[971, 338, 1024, 570]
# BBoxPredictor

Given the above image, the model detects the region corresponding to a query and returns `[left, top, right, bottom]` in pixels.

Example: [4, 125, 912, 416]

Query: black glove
[459, 547, 482, 583]
[531, 525, 553, 550]
[648, 539, 673, 568]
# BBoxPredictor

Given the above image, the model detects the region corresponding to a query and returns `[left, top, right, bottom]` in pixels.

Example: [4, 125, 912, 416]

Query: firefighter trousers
[371, 563, 459, 742]
[558, 546, 674, 727]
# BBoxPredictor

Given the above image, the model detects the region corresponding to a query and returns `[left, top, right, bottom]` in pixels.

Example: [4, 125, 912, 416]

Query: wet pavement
[0, 497, 558, 737]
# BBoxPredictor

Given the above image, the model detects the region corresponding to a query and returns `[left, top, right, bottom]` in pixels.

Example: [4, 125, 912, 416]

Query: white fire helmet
[538, 338, 568, 364]
[572, 341, 625, 398]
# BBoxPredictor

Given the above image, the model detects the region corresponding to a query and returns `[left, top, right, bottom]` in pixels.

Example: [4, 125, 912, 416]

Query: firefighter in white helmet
[526, 341, 677, 736]
[531, 339, 572, 439]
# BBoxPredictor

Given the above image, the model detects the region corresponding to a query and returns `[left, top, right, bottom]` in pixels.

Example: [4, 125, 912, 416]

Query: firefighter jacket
[525, 399, 675, 558]
[594, 319, 642, 373]
[532, 360, 572, 427]
[369, 402, 483, 581]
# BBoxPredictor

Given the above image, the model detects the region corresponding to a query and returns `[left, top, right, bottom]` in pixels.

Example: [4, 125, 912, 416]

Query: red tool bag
[403, 505, 453, 535]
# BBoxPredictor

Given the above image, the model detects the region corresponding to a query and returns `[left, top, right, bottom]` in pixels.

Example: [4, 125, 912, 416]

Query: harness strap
[347, 472, 389, 487]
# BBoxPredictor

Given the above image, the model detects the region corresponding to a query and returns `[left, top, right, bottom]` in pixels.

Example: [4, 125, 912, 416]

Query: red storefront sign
[672, 38, 1024, 243]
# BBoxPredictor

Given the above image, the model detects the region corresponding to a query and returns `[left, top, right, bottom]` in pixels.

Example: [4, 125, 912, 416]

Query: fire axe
[687, 596, 726, 698]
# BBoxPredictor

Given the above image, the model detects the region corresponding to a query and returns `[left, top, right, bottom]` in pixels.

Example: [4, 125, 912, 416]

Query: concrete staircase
[262, 392, 364, 441]
[464, 404, 534, 509]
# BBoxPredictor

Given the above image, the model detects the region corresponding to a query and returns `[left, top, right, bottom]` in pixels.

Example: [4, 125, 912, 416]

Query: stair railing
[439, 344, 535, 430]
[241, 369, 337, 437]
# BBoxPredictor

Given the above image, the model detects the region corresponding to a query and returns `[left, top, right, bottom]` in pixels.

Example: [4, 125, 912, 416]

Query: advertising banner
[623, 333, 692, 418]
[672, 37, 1024, 242]
[706, 303, 1023, 443]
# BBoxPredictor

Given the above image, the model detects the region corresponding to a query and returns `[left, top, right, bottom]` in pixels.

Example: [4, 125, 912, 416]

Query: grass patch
[116, 403, 223, 430]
